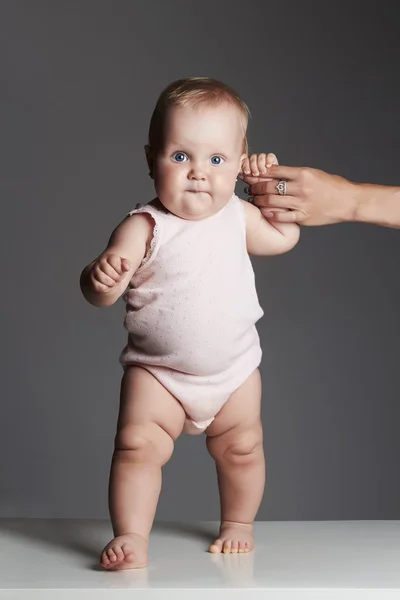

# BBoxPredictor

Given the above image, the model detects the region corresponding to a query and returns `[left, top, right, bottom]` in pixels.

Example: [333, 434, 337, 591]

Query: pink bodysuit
[119, 194, 264, 434]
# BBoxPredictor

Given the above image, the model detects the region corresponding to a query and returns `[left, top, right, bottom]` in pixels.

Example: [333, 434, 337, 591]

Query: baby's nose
[189, 167, 206, 180]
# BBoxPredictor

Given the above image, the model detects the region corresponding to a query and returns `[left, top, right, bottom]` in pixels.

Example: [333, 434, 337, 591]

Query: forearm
[80, 263, 123, 308]
[266, 219, 300, 238]
[264, 220, 300, 251]
[244, 198, 300, 255]
[352, 183, 400, 228]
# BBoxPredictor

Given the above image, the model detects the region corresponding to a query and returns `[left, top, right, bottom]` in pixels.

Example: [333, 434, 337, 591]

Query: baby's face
[148, 103, 246, 220]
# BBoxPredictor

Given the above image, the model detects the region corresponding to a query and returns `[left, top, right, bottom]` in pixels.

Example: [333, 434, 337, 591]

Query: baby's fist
[239, 152, 278, 178]
[90, 253, 131, 293]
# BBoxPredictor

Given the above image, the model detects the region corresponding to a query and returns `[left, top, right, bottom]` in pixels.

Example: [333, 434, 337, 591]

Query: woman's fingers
[245, 180, 297, 204]
[261, 208, 307, 222]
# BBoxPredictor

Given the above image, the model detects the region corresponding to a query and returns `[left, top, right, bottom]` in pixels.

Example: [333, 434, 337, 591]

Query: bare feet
[100, 533, 148, 570]
[208, 521, 254, 554]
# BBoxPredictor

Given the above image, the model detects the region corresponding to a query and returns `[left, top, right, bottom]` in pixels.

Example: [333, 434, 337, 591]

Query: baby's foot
[209, 521, 254, 554]
[100, 533, 148, 570]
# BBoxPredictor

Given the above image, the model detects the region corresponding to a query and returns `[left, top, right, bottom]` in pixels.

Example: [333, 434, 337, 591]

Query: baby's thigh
[206, 369, 262, 438]
[117, 366, 186, 442]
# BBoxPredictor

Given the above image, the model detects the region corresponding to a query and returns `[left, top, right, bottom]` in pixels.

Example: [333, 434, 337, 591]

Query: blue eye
[210, 155, 224, 165]
[172, 152, 188, 162]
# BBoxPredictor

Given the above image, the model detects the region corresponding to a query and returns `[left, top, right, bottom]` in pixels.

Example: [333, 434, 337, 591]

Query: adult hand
[242, 165, 356, 226]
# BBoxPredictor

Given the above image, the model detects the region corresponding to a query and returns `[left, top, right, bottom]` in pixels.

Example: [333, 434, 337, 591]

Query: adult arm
[242, 166, 400, 228]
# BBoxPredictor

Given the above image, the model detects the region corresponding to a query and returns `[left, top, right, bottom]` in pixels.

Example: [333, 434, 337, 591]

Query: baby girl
[80, 77, 300, 570]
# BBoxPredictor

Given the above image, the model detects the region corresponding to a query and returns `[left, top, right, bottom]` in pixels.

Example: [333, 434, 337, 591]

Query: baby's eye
[210, 155, 224, 165]
[172, 152, 188, 162]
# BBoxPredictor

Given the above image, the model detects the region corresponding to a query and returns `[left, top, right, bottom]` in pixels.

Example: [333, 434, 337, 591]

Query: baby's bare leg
[101, 366, 186, 570]
[205, 369, 265, 554]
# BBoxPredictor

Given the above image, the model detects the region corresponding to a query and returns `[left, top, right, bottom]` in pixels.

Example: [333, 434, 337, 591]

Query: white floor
[0, 519, 399, 599]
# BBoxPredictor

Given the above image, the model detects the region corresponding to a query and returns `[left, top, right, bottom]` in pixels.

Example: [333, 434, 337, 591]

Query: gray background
[1, 1, 399, 521]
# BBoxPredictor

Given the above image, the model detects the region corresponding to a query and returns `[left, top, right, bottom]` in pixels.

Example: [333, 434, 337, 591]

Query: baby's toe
[238, 541, 246, 553]
[121, 543, 136, 563]
[106, 546, 126, 567]
[222, 540, 232, 554]
[209, 538, 223, 554]
[107, 548, 117, 562]
[113, 545, 124, 561]
[101, 551, 111, 567]
[231, 541, 238, 554]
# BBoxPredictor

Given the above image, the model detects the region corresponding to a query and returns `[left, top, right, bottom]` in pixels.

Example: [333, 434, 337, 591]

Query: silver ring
[276, 180, 287, 195]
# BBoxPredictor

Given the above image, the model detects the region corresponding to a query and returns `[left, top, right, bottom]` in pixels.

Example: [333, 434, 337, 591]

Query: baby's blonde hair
[148, 77, 250, 154]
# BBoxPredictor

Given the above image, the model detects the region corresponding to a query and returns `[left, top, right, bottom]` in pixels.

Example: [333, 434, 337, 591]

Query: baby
[80, 77, 300, 570]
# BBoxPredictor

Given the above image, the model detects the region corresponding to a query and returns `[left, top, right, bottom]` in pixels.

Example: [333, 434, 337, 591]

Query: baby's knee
[208, 424, 263, 465]
[114, 423, 174, 466]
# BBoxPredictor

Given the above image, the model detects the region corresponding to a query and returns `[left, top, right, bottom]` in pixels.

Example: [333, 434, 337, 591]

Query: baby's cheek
[155, 169, 182, 201]
[217, 169, 237, 191]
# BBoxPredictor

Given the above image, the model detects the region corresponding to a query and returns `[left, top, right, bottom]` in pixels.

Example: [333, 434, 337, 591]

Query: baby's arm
[240, 153, 300, 255]
[241, 199, 300, 256]
[80, 213, 153, 307]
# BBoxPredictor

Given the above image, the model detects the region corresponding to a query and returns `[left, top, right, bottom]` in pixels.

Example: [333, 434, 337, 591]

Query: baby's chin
[161, 194, 230, 221]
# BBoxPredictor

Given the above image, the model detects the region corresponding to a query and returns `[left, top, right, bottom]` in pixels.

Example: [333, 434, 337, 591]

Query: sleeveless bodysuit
[119, 194, 263, 434]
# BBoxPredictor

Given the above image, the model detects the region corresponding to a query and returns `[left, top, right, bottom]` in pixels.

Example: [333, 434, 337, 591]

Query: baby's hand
[89, 253, 132, 294]
[239, 152, 278, 178]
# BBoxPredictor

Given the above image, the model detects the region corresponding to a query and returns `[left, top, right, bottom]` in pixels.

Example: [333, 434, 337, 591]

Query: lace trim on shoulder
[126, 203, 160, 271]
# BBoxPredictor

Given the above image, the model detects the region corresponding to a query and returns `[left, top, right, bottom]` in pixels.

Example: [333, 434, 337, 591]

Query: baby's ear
[239, 153, 248, 172]
[144, 145, 154, 178]
[238, 153, 248, 176]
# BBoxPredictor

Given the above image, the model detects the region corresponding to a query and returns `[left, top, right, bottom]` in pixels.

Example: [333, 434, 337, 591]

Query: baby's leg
[101, 366, 186, 570]
[205, 369, 265, 554]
